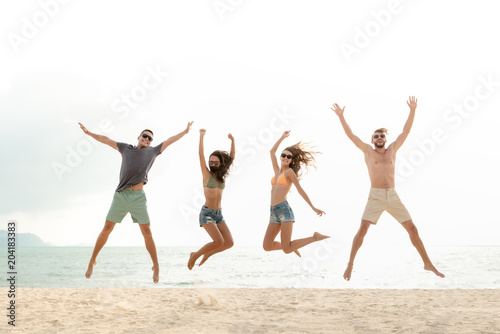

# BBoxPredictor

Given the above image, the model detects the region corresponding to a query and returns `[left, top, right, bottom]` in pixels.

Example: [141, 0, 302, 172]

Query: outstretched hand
[313, 207, 326, 217]
[281, 130, 291, 139]
[331, 103, 345, 117]
[185, 121, 194, 134]
[407, 96, 417, 111]
[78, 122, 89, 135]
[200, 128, 206, 136]
[228, 133, 234, 141]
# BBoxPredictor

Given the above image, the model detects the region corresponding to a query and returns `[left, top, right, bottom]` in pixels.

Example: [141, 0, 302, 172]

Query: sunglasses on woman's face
[209, 161, 220, 166]
[373, 134, 385, 139]
[281, 153, 293, 159]
[142, 134, 153, 142]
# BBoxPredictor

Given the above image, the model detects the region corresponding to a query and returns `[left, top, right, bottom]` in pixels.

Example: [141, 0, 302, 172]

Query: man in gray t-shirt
[79, 121, 193, 284]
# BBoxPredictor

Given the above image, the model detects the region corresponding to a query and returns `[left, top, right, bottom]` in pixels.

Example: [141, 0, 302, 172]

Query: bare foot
[187, 252, 197, 270]
[199, 254, 210, 267]
[343, 263, 353, 281]
[424, 264, 445, 278]
[152, 266, 159, 284]
[313, 232, 330, 241]
[294, 249, 301, 257]
[85, 261, 96, 279]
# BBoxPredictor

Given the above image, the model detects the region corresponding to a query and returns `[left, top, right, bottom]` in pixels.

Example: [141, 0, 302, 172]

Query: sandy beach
[3, 288, 499, 333]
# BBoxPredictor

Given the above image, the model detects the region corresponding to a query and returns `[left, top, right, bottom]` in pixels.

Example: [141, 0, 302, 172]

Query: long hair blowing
[210, 150, 234, 183]
[284, 142, 319, 179]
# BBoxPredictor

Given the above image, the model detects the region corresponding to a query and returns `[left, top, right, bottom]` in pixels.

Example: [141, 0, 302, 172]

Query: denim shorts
[199, 206, 225, 226]
[270, 201, 295, 224]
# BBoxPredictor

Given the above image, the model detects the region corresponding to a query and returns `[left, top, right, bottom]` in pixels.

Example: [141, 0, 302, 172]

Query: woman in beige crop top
[187, 129, 235, 270]
[263, 131, 329, 257]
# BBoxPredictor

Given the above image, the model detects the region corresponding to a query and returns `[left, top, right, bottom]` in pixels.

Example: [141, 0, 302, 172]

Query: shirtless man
[331, 97, 444, 281]
[80, 121, 193, 283]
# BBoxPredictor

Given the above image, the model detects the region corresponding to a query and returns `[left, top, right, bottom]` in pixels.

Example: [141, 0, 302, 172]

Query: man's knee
[358, 227, 368, 237]
[358, 220, 372, 236]
[139, 224, 153, 237]
[103, 220, 116, 233]
[402, 220, 418, 234]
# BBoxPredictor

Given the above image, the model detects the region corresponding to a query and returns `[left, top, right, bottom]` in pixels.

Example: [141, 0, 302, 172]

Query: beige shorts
[361, 188, 412, 224]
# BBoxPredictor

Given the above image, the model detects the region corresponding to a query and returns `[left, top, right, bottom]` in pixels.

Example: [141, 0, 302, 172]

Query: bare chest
[366, 150, 395, 168]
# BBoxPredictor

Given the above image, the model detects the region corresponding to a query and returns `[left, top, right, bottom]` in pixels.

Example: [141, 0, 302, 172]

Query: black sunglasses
[209, 161, 220, 166]
[373, 134, 385, 139]
[281, 153, 293, 159]
[141, 134, 153, 142]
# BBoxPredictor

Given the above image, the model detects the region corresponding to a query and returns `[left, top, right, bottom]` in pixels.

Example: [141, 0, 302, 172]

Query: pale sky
[1, 1, 499, 247]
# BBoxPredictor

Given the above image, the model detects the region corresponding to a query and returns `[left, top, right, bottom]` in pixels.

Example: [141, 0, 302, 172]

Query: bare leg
[263, 223, 282, 251]
[343, 220, 372, 281]
[401, 220, 445, 278]
[188, 223, 224, 270]
[262, 223, 307, 256]
[262, 222, 303, 256]
[139, 223, 160, 284]
[280, 222, 329, 255]
[199, 222, 234, 267]
[85, 220, 116, 279]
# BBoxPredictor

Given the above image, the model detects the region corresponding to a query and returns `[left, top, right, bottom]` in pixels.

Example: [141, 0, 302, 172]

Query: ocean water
[1, 243, 499, 289]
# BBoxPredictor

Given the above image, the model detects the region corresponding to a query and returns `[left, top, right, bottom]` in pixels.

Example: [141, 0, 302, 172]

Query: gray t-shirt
[115, 142, 162, 191]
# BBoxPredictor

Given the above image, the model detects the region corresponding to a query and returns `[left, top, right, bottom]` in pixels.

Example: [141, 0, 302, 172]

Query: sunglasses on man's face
[373, 134, 386, 139]
[141, 134, 153, 142]
[281, 153, 293, 159]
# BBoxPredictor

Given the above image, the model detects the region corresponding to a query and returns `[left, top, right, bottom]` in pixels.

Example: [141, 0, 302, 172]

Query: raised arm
[160, 121, 193, 153]
[331, 104, 371, 152]
[270, 131, 290, 174]
[286, 169, 325, 217]
[198, 129, 209, 175]
[79, 122, 118, 150]
[392, 96, 417, 152]
[228, 133, 235, 160]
